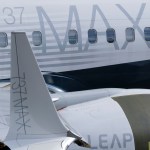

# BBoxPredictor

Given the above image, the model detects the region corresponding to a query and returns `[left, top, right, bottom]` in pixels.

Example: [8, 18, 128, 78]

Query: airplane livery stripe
[113, 94, 150, 150]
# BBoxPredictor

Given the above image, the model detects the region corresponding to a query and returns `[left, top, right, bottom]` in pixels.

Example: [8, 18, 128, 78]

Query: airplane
[0, 0, 150, 90]
[1, 32, 150, 150]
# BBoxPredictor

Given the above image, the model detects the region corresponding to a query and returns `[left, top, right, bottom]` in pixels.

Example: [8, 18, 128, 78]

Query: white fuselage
[0, 0, 150, 79]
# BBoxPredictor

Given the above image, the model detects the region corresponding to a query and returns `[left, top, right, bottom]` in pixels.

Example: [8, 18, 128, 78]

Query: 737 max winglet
[3, 32, 89, 150]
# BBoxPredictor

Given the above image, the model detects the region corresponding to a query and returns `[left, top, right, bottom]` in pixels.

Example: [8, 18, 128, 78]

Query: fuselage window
[126, 28, 135, 42]
[144, 27, 150, 41]
[32, 31, 42, 46]
[88, 29, 97, 44]
[106, 28, 116, 43]
[68, 30, 78, 44]
[0, 32, 8, 47]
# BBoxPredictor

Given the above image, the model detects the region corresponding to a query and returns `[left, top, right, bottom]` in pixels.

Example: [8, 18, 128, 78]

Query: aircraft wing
[1, 32, 150, 150]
